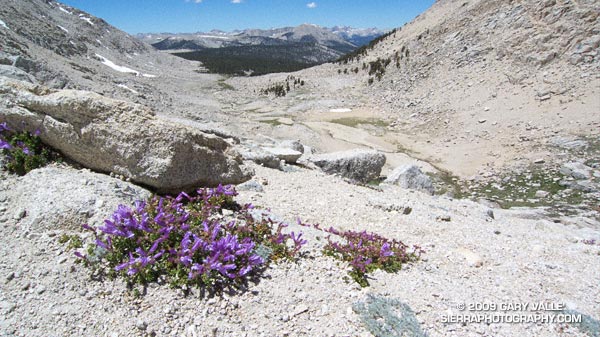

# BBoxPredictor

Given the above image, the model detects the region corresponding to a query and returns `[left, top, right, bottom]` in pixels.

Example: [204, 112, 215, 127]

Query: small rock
[278, 140, 304, 154]
[535, 190, 550, 198]
[437, 215, 451, 222]
[478, 119, 487, 123]
[262, 147, 302, 164]
[14, 209, 26, 220]
[486, 209, 495, 219]
[236, 180, 264, 193]
[135, 319, 148, 331]
[534, 159, 545, 164]
[292, 304, 309, 317]
[538, 94, 551, 101]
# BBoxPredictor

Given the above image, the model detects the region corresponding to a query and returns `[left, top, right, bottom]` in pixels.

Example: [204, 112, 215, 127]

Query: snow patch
[117, 84, 139, 94]
[0, 19, 9, 30]
[79, 15, 94, 26]
[95, 53, 140, 75]
[57, 25, 69, 33]
[329, 108, 352, 113]
[196, 35, 231, 40]
[58, 6, 72, 15]
[95, 54, 157, 78]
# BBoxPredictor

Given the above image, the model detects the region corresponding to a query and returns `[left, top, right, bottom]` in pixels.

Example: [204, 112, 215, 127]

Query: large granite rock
[0, 77, 252, 193]
[384, 165, 435, 195]
[308, 149, 385, 183]
[1, 166, 152, 231]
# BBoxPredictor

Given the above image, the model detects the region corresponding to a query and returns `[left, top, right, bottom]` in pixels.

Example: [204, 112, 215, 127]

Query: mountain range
[136, 25, 385, 74]
[136, 25, 385, 51]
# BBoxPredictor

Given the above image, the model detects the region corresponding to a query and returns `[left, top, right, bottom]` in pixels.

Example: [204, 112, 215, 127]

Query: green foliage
[217, 79, 235, 91]
[353, 294, 428, 337]
[368, 57, 392, 81]
[59, 234, 83, 251]
[0, 125, 59, 176]
[260, 75, 305, 98]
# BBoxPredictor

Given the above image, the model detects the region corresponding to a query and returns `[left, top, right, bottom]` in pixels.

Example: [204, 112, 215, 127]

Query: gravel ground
[0, 162, 598, 337]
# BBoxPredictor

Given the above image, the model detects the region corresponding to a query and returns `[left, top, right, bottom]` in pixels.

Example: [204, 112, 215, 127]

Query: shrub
[353, 294, 428, 337]
[300, 222, 422, 287]
[76, 185, 306, 290]
[0, 122, 57, 175]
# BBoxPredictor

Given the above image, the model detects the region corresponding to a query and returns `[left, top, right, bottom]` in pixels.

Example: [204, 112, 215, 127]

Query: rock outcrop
[384, 165, 435, 195]
[308, 149, 386, 183]
[262, 147, 303, 164]
[3, 166, 151, 232]
[0, 77, 252, 193]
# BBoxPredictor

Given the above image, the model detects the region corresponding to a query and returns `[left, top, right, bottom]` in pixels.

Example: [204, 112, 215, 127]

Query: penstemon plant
[0, 122, 58, 175]
[299, 221, 422, 287]
[76, 185, 306, 290]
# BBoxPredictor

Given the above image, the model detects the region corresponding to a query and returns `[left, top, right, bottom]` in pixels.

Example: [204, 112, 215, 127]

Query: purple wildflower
[0, 139, 11, 150]
[290, 232, 307, 248]
[380, 242, 394, 257]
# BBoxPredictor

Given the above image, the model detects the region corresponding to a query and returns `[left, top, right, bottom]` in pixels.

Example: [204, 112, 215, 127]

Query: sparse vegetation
[260, 75, 305, 97]
[329, 117, 389, 128]
[217, 78, 235, 91]
[353, 294, 428, 337]
[337, 28, 398, 64]
[300, 222, 422, 287]
[0, 122, 59, 175]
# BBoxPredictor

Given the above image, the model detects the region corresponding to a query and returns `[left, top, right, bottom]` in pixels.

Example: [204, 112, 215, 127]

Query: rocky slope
[220, 0, 599, 222]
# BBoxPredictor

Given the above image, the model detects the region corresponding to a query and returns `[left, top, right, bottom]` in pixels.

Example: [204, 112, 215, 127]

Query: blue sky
[58, 0, 435, 34]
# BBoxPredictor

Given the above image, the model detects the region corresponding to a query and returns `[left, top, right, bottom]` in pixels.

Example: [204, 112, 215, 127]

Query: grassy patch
[429, 171, 467, 198]
[468, 169, 584, 209]
[329, 117, 389, 128]
[217, 79, 235, 91]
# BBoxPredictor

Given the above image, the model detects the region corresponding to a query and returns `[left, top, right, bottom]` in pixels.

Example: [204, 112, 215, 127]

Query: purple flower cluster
[0, 122, 36, 154]
[581, 239, 597, 246]
[0, 122, 12, 150]
[78, 185, 306, 287]
[299, 221, 422, 287]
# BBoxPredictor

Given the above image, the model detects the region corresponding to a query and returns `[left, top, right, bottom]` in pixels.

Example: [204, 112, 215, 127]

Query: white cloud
[185, 0, 202, 3]
[307, 2, 317, 9]
[231, 0, 242, 3]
